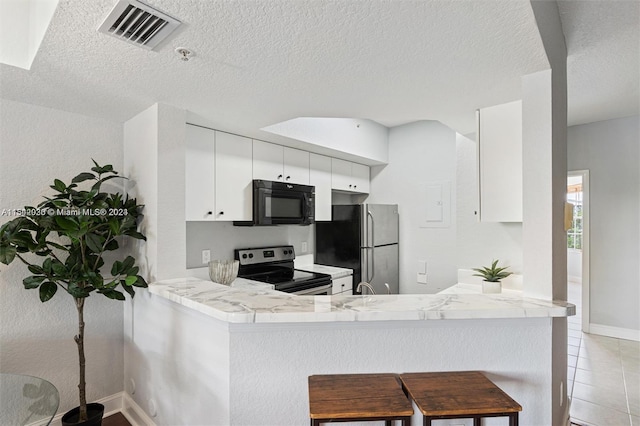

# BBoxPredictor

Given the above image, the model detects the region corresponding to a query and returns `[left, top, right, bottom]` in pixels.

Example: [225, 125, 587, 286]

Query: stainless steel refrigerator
[315, 204, 399, 294]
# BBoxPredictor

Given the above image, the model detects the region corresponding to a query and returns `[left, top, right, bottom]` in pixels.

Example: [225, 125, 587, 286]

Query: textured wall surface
[568, 115, 640, 332]
[368, 120, 458, 293]
[0, 99, 125, 414]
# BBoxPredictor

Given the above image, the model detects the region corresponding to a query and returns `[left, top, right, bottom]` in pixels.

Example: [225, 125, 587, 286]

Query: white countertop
[148, 277, 575, 324]
[438, 282, 522, 295]
[294, 263, 353, 279]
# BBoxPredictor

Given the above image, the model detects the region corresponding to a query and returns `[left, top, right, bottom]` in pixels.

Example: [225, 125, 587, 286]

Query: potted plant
[0, 161, 148, 425]
[472, 260, 512, 294]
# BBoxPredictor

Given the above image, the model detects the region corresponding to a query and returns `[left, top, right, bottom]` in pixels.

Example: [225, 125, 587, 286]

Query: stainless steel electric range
[235, 245, 332, 295]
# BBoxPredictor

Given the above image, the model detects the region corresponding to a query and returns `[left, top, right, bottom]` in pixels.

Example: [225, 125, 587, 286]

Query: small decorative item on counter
[472, 260, 512, 294]
[209, 260, 239, 285]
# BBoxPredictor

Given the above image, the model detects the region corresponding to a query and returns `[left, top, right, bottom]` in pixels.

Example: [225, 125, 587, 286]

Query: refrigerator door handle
[367, 210, 375, 283]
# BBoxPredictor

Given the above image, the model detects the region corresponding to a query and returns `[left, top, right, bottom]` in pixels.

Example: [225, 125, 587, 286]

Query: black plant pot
[61, 403, 104, 426]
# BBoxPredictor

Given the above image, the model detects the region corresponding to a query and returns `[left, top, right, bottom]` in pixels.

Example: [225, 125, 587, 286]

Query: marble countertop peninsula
[148, 277, 575, 324]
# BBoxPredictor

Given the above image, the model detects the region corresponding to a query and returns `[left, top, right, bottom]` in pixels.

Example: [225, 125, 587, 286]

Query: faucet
[356, 281, 376, 295]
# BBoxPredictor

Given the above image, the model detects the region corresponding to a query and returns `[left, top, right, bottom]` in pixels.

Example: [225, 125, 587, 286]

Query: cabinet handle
[286, 176, 291, 180]
[207, 211, 213, 215]
[354, 185, 357, 189]
[278, 174, 283, 179]
[219, 211, 224, 215]
[349, 184, 352, 188]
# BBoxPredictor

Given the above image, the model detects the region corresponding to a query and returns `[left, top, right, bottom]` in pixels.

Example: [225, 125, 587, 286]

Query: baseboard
[122, 393, 157, 426]
[589, 323, 640, 342]
[29, 392, 155, 426]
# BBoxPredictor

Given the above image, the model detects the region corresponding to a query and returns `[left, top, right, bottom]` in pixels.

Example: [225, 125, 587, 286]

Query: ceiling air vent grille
[98, 0, 181, 50]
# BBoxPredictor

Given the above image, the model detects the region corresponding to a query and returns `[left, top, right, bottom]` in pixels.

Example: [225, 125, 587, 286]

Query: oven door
[292, 283, 333, 295]
[253, 180, 314, 225]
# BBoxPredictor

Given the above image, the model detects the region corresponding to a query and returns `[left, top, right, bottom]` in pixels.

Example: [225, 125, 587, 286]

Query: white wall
[0, 99, 125, 414]
[568, 115, 640, 333]
[368, 121, 457, 293]
[186, 222, 313, 268]
[456, 133, 523, 273]
[261, 117, 389, 165]
[567, 250, 582, 282]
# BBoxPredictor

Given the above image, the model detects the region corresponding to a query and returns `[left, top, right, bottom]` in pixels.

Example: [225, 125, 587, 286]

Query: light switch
[417, 260, 427, 284]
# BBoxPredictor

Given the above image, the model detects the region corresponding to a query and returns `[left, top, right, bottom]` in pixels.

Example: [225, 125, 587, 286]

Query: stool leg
[473, 416, 481, 426]
[385, 421, 392, 426]
[510, 413, 519, 426]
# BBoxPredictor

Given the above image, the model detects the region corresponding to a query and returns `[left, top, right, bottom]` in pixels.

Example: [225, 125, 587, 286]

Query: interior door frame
[568, 169, 590, 333]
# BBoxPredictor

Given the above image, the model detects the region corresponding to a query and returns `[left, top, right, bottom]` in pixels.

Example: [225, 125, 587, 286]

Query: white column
[123, 103, 187, 282]
[523, 2, 568, 425]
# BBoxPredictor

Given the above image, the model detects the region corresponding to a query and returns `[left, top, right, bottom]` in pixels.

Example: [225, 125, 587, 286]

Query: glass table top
[0, 373, 59, 426]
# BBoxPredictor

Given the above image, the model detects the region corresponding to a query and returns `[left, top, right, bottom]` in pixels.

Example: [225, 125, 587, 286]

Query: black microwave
[235, 180, 315, 226]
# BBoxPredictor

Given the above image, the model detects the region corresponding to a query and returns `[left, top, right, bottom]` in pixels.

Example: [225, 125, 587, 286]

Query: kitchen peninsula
[125, 277, 575, 426]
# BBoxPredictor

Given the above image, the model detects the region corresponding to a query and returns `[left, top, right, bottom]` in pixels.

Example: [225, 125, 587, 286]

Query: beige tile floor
[568, 280, 640, 426]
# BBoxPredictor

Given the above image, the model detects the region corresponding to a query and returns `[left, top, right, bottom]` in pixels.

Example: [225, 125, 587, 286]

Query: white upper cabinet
[253, 140, 309, 184]
[252, 140, 284, 181]
[186, 125, 372, 223]
[351, 163, 370, 194]
[331, 158, 370, 193]
[477, 100, 523, 222]
[283, 147, 310, 184]
[309, 154, 332, 221]
[215, 131, 253, 221]
[185, 125, 215, 221]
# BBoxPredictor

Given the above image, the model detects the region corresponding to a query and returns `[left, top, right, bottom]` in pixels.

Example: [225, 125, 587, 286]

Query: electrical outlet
[301, 242, 308, 253]
[202, 249, 211, 264]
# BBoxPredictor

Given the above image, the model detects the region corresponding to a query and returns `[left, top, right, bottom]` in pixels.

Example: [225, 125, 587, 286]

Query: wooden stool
[308, 373, 413, 425]
[399, 371, 522, 426]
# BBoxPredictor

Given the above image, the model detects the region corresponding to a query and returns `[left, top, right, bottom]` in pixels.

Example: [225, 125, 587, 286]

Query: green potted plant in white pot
[472, 260, 512, 294]
[0, 161, 147, 426]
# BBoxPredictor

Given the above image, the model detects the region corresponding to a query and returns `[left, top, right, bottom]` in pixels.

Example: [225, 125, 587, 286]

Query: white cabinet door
[478, 100, 522, 222]
[215, 131, 253, 221]
[309, 154, 332, 221]
[283, 147, 310, 184]
[332, 276, 353, 295]
[253, 140, 284, 182]
[331, 158, 370, 193]
[331, 158, 352, 191]
[351, 163, 370, 194]
[185, 125, 215, 221]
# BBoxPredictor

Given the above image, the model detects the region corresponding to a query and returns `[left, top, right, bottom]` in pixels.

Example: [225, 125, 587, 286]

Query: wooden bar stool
[399, 371, 522, 426]
[308, 373, 413, 426]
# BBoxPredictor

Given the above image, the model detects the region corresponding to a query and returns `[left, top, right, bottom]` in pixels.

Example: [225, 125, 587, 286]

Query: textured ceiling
[0, 0, 637, 139]
[558, 0, 640, 127]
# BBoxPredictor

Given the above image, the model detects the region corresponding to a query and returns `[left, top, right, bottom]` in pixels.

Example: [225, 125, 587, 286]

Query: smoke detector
[98, 0, 181, 50]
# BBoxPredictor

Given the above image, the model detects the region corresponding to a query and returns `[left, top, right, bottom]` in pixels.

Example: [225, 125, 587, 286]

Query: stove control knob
[248, 253, 254, 259]
[242, 254, 247, 259]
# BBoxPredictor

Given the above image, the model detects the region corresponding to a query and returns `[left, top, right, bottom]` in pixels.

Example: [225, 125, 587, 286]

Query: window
[567, 189, 583, 250]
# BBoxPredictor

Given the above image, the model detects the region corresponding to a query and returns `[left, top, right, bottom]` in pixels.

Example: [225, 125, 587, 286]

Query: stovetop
[234, 245, 331, 293]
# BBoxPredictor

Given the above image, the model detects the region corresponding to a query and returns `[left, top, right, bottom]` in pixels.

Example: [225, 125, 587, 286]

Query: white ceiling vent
[98, 0, 181, 50]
